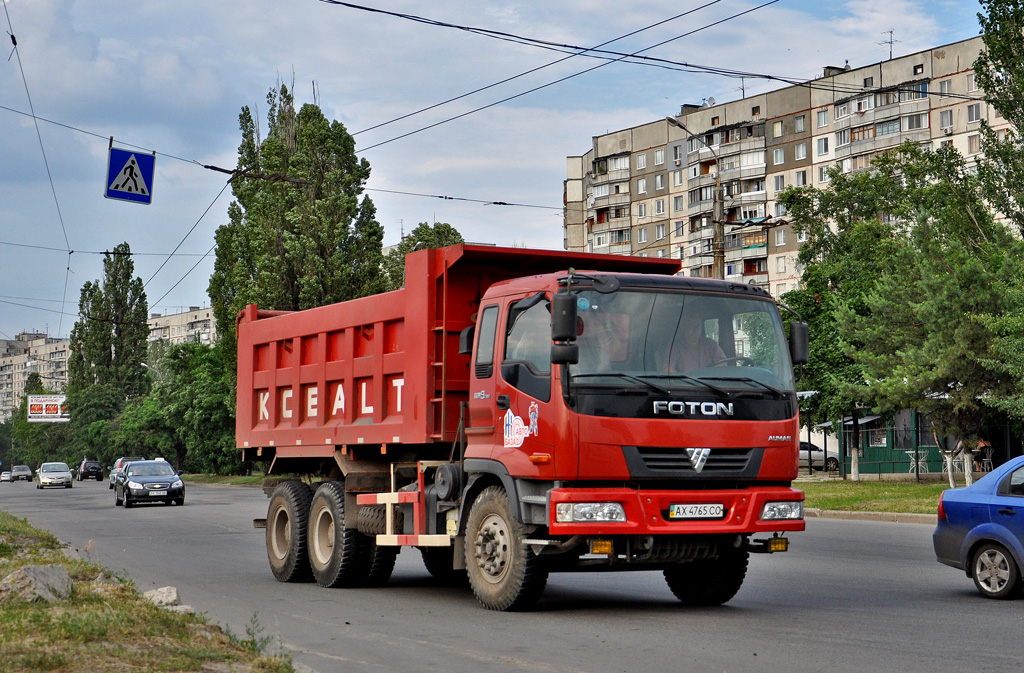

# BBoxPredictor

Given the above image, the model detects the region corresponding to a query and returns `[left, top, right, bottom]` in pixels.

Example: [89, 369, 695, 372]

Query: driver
[668, 307, 726, 372]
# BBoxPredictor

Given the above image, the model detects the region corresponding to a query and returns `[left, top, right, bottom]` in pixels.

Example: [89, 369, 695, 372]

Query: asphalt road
[1, 479, 1020, 673]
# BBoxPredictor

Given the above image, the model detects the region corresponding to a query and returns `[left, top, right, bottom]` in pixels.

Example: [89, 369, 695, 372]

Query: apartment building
[0, 332, 70, 422]
[565, 36, 1005, 296]
[147, 306, 218, 345]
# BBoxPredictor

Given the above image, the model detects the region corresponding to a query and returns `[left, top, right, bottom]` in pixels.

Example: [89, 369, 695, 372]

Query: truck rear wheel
[308, 481, 370, 588]
[664, 543, 749, 606]
[464, 486, 548, 611]
[266, 481, 313, 583]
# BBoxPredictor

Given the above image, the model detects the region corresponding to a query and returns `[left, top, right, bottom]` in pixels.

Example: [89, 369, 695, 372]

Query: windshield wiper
[702, 376, 786, 399]
[571, 372, 670, 395]
[641, 374, 729, 396]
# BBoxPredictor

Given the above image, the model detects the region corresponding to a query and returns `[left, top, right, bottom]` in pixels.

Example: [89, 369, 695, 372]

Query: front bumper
[127, 484, 184, 500]
[39, 477, 71, 487]
[547, 486, 805, 536]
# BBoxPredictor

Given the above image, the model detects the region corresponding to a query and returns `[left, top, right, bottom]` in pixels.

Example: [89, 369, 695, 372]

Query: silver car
[36, 462, 73, 489]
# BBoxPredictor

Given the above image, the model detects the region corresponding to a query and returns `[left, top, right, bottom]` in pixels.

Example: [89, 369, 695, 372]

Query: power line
[336, 0, 725, 136]
[366, 187, 562, 210]
[348, 1, 788, 151]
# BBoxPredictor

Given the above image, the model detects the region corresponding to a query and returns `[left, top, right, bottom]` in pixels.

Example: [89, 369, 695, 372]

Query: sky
[0, 0, 984, 340]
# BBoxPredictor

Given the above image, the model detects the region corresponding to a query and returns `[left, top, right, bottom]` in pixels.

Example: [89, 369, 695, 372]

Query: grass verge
[0, 510, 293, 673]
[799, 480, 950, 514]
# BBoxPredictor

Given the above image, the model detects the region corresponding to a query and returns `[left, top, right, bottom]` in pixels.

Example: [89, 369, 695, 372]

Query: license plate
[668, 503, 724, 520]
[149, 490, 167, 496]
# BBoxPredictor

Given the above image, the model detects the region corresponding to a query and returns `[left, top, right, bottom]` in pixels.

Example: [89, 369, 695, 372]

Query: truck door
[465, 304, 500, 459]
[491, 294, 558, 478]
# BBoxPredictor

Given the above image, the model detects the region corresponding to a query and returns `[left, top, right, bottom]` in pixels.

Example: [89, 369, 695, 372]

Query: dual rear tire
[266, 480, 398, 587]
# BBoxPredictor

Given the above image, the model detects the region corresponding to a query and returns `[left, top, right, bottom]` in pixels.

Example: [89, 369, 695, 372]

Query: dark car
[933, 454, 1024, 599]
[114, 459, 184, 507]
[77, 459, 104, 481]
[10, 465, 33, 482]
[108, 456, 145, 489]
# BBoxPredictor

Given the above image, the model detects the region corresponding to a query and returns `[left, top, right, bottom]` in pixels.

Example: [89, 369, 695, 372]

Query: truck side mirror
[551, 343, 579, 365]
[789, 321, 809, 365]
[551, 293, 578, 342]
[458, 326, 475, 355]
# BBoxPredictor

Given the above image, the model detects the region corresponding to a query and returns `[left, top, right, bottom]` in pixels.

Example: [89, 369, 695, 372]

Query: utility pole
[666, 116, 724, 279]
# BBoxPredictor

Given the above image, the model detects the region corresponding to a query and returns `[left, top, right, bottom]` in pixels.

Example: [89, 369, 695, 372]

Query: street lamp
[665, 116, 725, 280]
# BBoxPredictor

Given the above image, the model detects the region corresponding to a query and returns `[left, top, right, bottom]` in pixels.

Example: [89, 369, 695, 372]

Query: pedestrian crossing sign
[105, 147, 155, 204]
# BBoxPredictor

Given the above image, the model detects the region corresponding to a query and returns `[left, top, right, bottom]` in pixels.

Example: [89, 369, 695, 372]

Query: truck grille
[621, 446, 761, 480]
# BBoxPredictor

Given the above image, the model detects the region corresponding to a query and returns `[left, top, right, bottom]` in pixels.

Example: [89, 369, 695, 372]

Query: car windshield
[41, 463, 69, 473]
[127, 463, 176, 477]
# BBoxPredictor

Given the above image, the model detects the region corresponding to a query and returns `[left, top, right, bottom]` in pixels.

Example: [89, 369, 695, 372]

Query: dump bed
[236, 244, 679, 457]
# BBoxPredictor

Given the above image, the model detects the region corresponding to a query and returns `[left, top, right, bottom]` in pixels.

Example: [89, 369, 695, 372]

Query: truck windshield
[571, 289, 795, 392]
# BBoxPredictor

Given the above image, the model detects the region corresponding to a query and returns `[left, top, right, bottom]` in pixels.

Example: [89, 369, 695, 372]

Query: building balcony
[591, 168, 631, 185]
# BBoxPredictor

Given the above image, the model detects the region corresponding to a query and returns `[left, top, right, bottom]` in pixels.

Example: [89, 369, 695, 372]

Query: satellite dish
[707, 97, 716, 106]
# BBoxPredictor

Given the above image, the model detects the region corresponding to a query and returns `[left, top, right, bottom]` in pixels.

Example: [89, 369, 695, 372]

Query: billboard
[27, 395, 70, 423]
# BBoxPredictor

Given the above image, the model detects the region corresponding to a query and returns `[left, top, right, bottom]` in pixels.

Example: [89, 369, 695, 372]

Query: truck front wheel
[266, 481, 313, 583]
[464, 486, 548, 611]
[664, 542, 749, 606]
[308, 481, 371, 588]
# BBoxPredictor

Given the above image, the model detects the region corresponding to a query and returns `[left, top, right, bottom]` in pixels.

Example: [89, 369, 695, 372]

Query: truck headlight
[761, 501, 803, 520]
[555, 502, 627, 523]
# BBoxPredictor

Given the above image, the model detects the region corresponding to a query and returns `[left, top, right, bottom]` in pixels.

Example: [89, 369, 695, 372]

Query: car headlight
[555, 502, 627, 523]
[127, 480, 142, 489]
[171, 480, 183, 489]
[761, 501, 803, 520]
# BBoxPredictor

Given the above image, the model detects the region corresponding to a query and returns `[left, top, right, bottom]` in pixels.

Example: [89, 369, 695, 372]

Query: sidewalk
[804, 507, 936, 525]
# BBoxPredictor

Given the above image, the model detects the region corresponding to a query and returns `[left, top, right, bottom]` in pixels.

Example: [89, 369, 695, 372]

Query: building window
[835, 102, 850, 118]
[775, 229, 786, 246]
[940, 109, 953, 129]
[638, 228, 647, 244]
[672, 145, 683, 162]
[836, 129, 851, 147]
[657, 249, 666, 258]
[673, 169, 684, 186]
[654, 149, 664, 165]
[940, 139, 954, 148]
[795, 142, 807, 160]
[903, 113, 927, 131]
[851, 125, 875, 142]
[655, 174, 665, 190]
[900, 82, 928, 101]
[773, 175, 785, 191]
[913, 63, 924, 75]
[610, 229, 630, 244]
[968, 103, 982, 123]
[637, 203, 647, 217]
[776, 283, 787, 295]
[818, 166, 831, 183]
[817, 137, 829, 156]
[752, 105, 761, 116]
[969, 134, 981, 154]
[794, 115, 805, 133]
[655, 199, 665, 215]
[774, 202, 788, 217]
[797, 228, 808, 242]
[673, 195, 684, 211]
[939, 80, 952, 97]
[817, 110, 828, 128]
[876, 89, 899, 106]
[773, 148, 785, 165]
[777, 256, 786, 273]
[876, 119, 900, 136]
[967, 73, 978, 91]
[773, 120, 783, 138]
[656, 223, 666, 240]
[675, 221, 685, 237]
[637, 178, 647, 194]
[795, 170, 807, 186]
[863, 76, 873, 87]
[711, 116, 720, 125]
[636, 154, 646, 170]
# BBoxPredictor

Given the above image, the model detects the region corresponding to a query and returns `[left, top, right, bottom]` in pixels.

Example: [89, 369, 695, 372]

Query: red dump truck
[237, 244, 808, 610]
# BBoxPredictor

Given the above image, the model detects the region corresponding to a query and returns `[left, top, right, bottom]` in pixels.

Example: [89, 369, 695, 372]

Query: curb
[805, 508, 936, 525]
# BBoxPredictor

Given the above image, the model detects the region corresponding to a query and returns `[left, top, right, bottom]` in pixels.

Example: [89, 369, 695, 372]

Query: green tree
[383, 222, 464, 291]
[209, 82, 386, 377]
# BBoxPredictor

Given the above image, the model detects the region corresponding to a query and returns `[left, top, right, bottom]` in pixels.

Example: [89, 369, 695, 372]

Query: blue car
[933, 454, 1024, 599]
